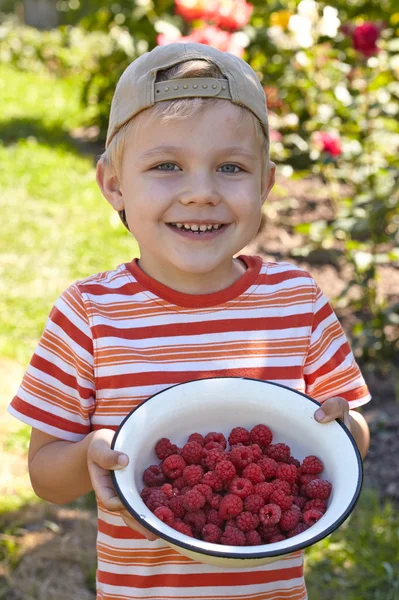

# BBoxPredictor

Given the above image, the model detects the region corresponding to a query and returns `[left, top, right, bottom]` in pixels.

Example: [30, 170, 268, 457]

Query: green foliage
[3, 425, 30, 454]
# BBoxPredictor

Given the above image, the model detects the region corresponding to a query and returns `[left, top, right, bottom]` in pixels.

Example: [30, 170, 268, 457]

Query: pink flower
[342, 21, 382, 57]
[313, 132, 342, 157]
[174, 0, 253, 32]
[174, 0, 217, 22]
[157, 25, 245, 57]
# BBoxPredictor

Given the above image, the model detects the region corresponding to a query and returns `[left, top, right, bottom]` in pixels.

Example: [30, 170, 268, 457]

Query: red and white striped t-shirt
[9, 255, 370, 600]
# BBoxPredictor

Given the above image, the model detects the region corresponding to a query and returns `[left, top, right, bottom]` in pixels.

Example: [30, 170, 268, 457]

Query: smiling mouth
[167, 223, 227, 234]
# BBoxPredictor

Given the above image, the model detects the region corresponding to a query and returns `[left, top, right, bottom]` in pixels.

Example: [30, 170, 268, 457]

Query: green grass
[0, 63, 138, 365]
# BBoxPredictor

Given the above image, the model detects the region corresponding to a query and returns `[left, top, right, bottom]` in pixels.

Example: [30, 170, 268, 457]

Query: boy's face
[99, 101, 275, 293]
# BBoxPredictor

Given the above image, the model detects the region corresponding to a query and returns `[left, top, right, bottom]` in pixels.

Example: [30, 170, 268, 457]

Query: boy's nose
[178, 174, 222, 206]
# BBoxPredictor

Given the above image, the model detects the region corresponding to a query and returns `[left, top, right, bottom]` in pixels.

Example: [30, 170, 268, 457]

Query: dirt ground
[1, 173, 398, 599]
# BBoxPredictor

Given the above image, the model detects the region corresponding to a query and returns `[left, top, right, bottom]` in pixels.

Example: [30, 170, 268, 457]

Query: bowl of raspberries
[111, 377, 363, 567]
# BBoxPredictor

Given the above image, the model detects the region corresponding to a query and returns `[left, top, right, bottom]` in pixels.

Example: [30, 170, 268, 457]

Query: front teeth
[173, 223, 222, 232]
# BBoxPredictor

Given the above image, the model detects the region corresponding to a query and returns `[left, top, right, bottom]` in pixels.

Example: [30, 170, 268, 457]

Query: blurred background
[0, 1, 398, 598]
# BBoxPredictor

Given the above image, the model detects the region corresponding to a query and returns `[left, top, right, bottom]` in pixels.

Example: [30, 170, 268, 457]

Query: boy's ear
[261, 161, 276, 205]
[96, 160, 124, 211]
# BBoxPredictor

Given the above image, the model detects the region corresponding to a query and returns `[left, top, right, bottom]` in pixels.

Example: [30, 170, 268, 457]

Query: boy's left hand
[314, 397, 351, 431]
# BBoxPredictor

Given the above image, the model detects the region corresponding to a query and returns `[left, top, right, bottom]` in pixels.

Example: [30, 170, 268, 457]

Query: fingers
[89, 435, 129, 471]
[314, 397, 351, 429]
[120, 510, 158, 541]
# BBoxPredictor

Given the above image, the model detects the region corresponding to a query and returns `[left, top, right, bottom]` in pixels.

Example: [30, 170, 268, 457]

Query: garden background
[0, 0, 398, 598]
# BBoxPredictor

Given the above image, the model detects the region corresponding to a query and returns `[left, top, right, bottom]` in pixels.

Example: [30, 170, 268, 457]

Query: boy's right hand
[87, 428, 157, 541]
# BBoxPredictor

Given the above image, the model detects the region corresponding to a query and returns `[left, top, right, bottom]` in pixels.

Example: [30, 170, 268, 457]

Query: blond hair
[99, 59, 269, 230]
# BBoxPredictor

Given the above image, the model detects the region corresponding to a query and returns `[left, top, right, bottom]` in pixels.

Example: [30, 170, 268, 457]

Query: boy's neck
[136, 257, 247, 296]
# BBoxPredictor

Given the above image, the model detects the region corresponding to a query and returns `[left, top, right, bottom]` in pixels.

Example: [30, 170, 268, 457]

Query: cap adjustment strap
[154, 78, 231, 102]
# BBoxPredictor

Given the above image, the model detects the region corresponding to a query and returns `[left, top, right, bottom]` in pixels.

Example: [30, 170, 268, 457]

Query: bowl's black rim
[110, 376, 363, 560]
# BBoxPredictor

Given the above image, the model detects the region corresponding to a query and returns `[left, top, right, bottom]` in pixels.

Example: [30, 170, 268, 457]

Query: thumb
[89, 437, 129, 470]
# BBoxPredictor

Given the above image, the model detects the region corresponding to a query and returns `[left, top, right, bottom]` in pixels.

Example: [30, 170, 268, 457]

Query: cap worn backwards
[106, 42, 269, 148]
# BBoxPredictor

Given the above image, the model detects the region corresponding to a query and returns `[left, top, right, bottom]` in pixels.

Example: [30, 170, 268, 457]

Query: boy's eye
[154, 163, 180, 171]
[218, 164, 242, 173]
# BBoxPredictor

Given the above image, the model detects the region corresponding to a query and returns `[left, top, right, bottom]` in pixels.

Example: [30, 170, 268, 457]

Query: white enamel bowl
[111, 377, 363, 568]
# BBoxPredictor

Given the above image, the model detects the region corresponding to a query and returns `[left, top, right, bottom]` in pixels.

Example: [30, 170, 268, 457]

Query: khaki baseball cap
[106, 42, 269, 148]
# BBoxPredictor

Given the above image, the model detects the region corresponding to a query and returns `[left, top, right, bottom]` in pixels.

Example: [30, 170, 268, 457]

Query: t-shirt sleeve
[304, 281, 371, 409]
[8, 283, 95, 441]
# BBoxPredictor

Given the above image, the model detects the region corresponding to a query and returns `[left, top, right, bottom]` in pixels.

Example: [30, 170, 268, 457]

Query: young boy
[9, 42, 370, 599]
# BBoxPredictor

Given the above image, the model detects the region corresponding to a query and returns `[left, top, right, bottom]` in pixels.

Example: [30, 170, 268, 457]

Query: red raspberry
[146, 490, 169, 512]
[236, 511, 260, 532]
[249, 424, 273, 447]
[269, 489, 293, 511]
[258, 523, 280, 541]
[181, 441, 203, 465]
[219, 494, 244, 520]
[228, 477, 254, 499]
[221, 526, 246, 546]
[259, 503, 282, 526]
[206, 508, 224, 527]
[161, 483, 176, 498]
[250, 444, 263, 461]
[204, 432, 227, 449]
[265, 443, 291, 462]
[244, 494, 265, 513]
[183, 465, 204, 487]
[305, 479, 332, 500]
[154, 506, 175, 526]
[172, 520, 193, 537]
[257, 457, 278, 479]
[276, 463, 298, 484]
[215, 460, 237, 483]
[155, 437, 179, 460]
[184, 510, 206, 533]
[228, 427, 250, 446]
[169, 495, 186, 518]
[273, 479, 292, 495]
[182, 490, 206, 512]
[245, 530, 262, 545]
[242, 463, 265, 484]
[288, 456, 301, 468]
[301, 455, 324, 475]
[270, 534, 286, 542]
[229, 446, 253, 470]
[143, 465, 166, 487]
[209, 493, 222, 509]
[254, 482, 274, 501]
[202, 471, 224, 492]
[188, 432, 204, 446]
[303, 509, 324, 526]
[204, 441, 224, 451]
[299, 473, 320, 487]
[291, 483, 299, 495]
[173, 476, 186, 490]
[279, 508, 301, 532]
[140, 487, 153, 502]
[162, 454, 186, 479]
[192, 483, 212, 504]
[203, 448, 226, 471]
[287, 522, 309, 538]
[304, 499, 327, 514]
[202, 523, 223, 543]
[293, 496, 307, 510]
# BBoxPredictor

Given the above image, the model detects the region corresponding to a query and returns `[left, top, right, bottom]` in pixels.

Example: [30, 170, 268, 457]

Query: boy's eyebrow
[139, 145, 258, 161]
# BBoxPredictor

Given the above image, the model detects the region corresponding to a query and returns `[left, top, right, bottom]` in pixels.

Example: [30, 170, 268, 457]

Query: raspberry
[188, 433, 204, 446]
[287, 522, 309, 538]
[273, 479, 292, 495]
[183, 465, 204, 487]
[257, 457, 278, 479]
[202, 523, 223, 543]
[269, 489, 293, 511]
[169, 495, 186, 518]
[265, 443, 291, 462]
[203, 448, 226, 471]
[254, 482, 274, 501]
[140, 487, 153, 503]
[192, 483, 212, 504]
[181, 441, 203, 465]
[228, 427, 250, 446]
[245, 530, 262, 545]
[270, 534, 286, 542]
[161, 483, 176, 498]
[155, 437, 179, 460]
[146, 490, 169, 512]
[276, 463, 298, 485]
[305, 479, 332, 500]
[244, 494, 265, 513]
[172, 520, 193, 537]
[258, 523, 280, 541]
[215, 460, 237, 483]
[303, 509, 324, 526]
[204, 432, 227, 449]
[184, 510, 206, 533]
[183, 490, 206, 512]
[242, 463, 265, 484]
[259, 503, 282, 526]
[154, 506, 175, 526]
[221, 526, 246, 546]
[291, 483, 299, 495]
[173, 476, 186, 490]
[162, 454, 186, 479]
[202, 471, 224, 492]
[304, 499, 327, 514]
[293, 496, 307, 510]
[209, 493, 222, 509]
[219, 494, 244, 520]
[279, 508, 301, 532]
[228, 477, 254, 499]
[301, 455, 324, 475]
[229, 446, 253, 470]
[249, 424, 273, 447]
[206, 508, 225, 527]
[250, 444, 263, 461]
[299, 473, 320, 487]
[143, 465, 166, 487]
[204, 441, 224, 451]
[236, 511, 260, 532]
[288, 456, 301, 468]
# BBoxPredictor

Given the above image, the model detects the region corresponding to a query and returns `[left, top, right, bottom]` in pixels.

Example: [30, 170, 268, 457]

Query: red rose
[313, 132, 342, 157]
[352, 22, 381, 57]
